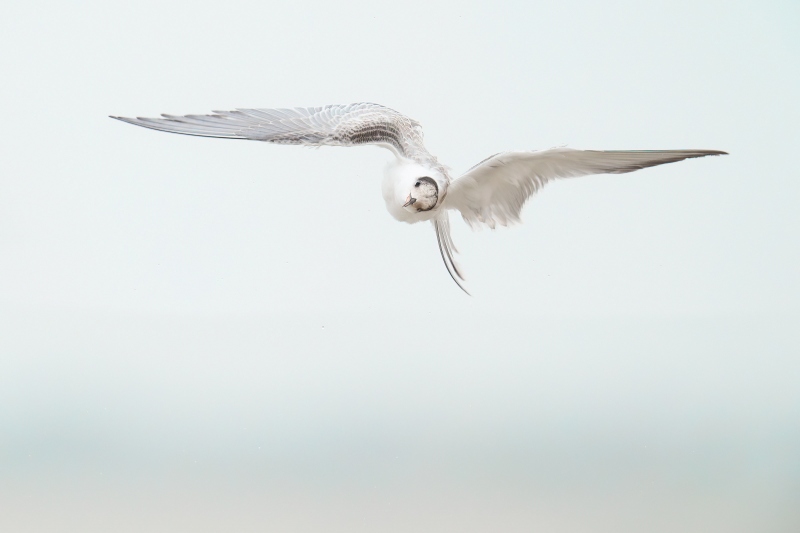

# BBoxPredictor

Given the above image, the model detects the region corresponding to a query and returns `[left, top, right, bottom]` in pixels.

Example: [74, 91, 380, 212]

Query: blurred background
[1, 1, 798, 531]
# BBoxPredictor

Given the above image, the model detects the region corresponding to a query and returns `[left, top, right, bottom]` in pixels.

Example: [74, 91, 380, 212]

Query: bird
[110, 103, 726, 294]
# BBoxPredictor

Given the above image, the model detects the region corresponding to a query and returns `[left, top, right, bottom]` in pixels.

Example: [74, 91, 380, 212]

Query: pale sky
[1, 1, 798, 531]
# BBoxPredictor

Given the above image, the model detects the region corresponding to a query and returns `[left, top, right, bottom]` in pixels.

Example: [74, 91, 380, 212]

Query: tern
[111, 103, 726, 294]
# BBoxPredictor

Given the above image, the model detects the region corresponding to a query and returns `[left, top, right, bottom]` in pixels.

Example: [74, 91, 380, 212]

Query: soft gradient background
[1, 1, 798, 531]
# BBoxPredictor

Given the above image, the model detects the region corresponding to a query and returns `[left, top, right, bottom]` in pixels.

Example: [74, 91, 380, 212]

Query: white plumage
[111, 103, 726, 294]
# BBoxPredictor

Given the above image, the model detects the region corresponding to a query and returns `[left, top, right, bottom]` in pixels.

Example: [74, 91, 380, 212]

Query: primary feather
[111, 103, 442, 170]
[444, 148, 727, 229]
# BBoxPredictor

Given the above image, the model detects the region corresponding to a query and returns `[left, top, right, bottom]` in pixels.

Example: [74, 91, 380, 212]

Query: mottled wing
[444, 147, 727, 229]
[111, 103, 432, 162]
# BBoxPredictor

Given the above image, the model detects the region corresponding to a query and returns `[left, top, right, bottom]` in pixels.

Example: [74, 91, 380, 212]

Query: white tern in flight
[112, 103, 726, 294]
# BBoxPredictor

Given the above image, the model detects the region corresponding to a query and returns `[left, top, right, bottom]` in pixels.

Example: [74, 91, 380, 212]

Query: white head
[382, 160, 446, 223]
[402, 177, 439, 213]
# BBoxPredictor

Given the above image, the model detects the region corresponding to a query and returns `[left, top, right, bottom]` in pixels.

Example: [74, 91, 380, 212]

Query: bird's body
[111, 103, 726, 293]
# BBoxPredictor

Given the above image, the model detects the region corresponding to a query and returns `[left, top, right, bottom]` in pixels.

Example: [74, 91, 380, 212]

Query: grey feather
[111, 103, 441, 168]
[444, 148, 728, 229]
[434, 215, 469, 295]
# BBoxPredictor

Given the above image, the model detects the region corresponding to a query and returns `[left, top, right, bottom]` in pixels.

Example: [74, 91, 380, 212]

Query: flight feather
[444, 148, 727, 229]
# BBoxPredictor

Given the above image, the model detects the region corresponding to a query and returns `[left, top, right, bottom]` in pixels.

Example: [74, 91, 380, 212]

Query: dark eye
[414, 181, 420, 187]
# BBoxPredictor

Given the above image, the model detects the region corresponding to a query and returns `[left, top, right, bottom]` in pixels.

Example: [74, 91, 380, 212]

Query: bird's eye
[414, 181, 420, 187]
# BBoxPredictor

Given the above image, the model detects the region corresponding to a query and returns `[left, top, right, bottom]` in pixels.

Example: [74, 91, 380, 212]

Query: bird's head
[402, 177, 439, 213]
[382, 160, 447, 223]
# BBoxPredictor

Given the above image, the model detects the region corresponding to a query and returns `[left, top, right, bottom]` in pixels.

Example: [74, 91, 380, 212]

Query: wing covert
[444, 147, 727, 229]
[111, 103, 433, 162]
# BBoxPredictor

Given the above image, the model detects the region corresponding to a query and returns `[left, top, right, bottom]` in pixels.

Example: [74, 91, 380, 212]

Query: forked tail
[434, 215, 470, 295]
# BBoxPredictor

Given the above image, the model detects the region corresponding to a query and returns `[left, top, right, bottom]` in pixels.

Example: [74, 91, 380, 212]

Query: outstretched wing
[111, 103, 432, 162]
[444, 147, 727, 229]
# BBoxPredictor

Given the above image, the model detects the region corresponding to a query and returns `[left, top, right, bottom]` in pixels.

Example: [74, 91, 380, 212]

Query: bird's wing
[443, 147, 727, 229]
[111, 103, 432, 161]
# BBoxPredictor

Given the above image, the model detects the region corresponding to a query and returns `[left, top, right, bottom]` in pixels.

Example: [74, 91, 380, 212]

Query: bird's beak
[403, 195, 417, 208]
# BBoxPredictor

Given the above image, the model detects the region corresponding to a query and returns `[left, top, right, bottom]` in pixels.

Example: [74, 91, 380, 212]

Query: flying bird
[111, 103, 726, 294]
